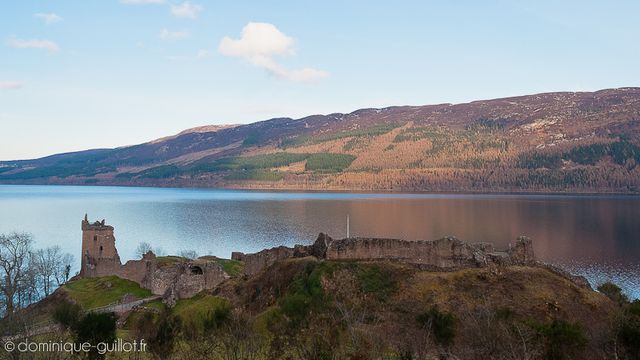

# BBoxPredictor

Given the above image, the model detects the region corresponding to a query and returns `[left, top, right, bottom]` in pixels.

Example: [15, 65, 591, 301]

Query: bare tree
[0, 232, 34, 314]
[34, 246, 59, 296]
[135, 242, 153, 258]
[179, 250, 199, 260]
[56, 252, 75, 285]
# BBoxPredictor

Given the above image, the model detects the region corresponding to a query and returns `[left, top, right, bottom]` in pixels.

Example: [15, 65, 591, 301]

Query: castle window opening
[94, 235, 97, 241]
[190, 266, 203, 275]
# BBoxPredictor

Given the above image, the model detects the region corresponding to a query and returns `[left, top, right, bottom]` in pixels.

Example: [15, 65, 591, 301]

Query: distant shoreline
[1, 182, 639, 197]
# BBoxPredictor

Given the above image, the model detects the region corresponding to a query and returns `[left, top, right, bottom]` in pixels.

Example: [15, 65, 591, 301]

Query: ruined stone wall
[232, 246, 295, 276]
[80, 216, 229, 299]
[147, 261, 229, 298]
[325, 236, 488, 268]
[233, 233, 536, 276]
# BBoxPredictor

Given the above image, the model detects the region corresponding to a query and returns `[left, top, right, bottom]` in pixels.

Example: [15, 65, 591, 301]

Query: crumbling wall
[80, 216, 229, 299]
[148, 261, 229, 298]
[233, 233, 536, 276]
[232, 246, 295, 276]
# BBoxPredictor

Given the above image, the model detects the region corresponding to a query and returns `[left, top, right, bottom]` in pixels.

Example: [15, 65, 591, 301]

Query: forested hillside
[1, 88, 639, 193]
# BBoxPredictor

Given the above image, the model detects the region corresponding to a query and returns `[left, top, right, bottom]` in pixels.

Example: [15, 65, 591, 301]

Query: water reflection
[0, 185, 638, 298]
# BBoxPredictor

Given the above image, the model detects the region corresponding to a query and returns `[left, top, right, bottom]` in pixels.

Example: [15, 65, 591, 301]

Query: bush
[74, 312, 117, 359]
[150, 309, 181, 357]
[597, 281, 629, 304]
[52, 300, 82, 330]
[277, 262, 331, 327]
[618, 300, 640, 359]
[417, 305, 456, 346]
[535, 319, 587, 360]
[356, 265, 398, 301]
[619, 314, 640, 360]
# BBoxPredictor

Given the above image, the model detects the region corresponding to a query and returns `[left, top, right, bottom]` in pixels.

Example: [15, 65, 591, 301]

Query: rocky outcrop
[233, 233, 537, 276]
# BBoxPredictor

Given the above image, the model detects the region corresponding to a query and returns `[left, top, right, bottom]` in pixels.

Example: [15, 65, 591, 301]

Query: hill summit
[1, 88, 639, 193]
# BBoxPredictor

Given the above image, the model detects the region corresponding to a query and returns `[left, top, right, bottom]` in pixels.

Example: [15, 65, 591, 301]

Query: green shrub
[597, 281, 629, 304]
[276, 262, 332, 327]
[149, 309, 180, 357]
[74, 312, 117, 358]
[52, 300, 82, 330]
[535, 319, 587, 360]
[417, 305, 456, 346]
[355, 265, 398, 301]
[618, 300, 640, 359]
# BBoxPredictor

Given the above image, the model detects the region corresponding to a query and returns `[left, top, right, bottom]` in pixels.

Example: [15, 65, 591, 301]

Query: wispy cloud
[165, 49, 211, 61]
[170, 2, 202, 18]
[6, 37, 59, 52]
[0, 81, 24, 90]
[120, 0, 165, 4]
[34, 13, 63, 24]
[159, 29, 190, 41]
[219, 22, 328, 83]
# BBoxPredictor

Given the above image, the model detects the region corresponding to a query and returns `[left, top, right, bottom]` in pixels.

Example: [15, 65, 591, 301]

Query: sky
[1, 0, 639, 160]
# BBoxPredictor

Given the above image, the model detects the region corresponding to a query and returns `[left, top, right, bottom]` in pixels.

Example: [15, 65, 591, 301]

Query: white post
[346, 214, 350, 238]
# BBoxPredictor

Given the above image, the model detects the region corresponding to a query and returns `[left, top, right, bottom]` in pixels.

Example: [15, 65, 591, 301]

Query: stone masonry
[232, 233, 536, 276]
[80, 215, 228, 300]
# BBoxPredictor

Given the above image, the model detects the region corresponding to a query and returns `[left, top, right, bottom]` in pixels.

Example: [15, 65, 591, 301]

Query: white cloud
[0, 81, 23, 90]
[219, 22, 294, 58]
[34, 13, 63, 24]
[219, 22, 328, 83]
[170, 2, 203, 18]
[159, 29, 190, 41]
[6, 38, 59, 52]
[120, 0, 165, 4]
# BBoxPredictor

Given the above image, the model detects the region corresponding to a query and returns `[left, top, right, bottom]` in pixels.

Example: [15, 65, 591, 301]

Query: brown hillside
[2, 88, 639, 193]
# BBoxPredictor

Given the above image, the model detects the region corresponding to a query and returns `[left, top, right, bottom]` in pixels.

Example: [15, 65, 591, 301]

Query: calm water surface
[0, 185, 638, 298]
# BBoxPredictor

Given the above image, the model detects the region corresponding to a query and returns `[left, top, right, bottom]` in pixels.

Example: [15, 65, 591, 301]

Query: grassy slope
[62, 275, 152, 309]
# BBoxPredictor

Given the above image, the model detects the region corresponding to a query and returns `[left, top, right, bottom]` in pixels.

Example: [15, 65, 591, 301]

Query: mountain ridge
[2, 87, 639, 193]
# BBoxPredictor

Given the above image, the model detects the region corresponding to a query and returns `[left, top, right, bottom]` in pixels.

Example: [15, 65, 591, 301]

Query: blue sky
[1, 0, 639, 160]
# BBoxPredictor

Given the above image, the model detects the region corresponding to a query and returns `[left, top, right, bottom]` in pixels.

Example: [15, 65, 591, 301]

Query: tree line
[0, 232, 74, 317]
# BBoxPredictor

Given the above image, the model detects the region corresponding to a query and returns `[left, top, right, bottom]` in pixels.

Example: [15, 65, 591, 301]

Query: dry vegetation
[2, 88, 640, 193]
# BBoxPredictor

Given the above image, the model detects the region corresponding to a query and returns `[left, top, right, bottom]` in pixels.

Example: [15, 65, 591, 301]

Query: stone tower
[80, 214, 122, 277]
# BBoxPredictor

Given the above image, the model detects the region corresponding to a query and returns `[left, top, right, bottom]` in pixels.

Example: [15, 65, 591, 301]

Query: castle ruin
[232, 233, 536, 276]
[81, 215, 545, 302]
[80, 215, 228, 300]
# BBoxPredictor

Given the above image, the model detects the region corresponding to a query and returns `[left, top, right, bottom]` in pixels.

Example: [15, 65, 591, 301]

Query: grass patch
[144, 300, 166, 311]
[173, 294, 232, 338]
[214, 258, 244, 277]
[156, 256, 185, 267]
[62, 276, 152, 310]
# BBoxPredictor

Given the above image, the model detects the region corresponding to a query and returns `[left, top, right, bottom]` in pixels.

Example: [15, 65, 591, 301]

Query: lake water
[0, 185, 638, 298]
